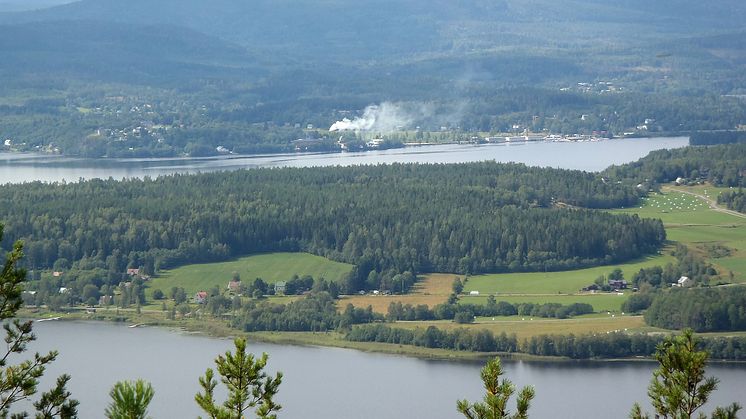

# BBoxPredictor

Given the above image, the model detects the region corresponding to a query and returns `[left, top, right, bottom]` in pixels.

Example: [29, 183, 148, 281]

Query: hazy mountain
[2, 0, 745, 63]
[0, 20, 261, 86]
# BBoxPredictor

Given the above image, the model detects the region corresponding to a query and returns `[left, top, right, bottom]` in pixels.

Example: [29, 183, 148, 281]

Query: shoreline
[19, 307, 723, 365]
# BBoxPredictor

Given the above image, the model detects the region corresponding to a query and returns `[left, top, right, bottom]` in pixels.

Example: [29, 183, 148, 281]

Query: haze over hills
[0, 0, 744, 157]
[3, 0, 746, 61]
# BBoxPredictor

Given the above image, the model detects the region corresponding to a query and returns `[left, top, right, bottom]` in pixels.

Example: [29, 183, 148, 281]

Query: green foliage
[104, 380, 155, 419]
[151, 289, 164, 300]
[605, 144, 746, 187]
[0, 163, 664, 295]
[33, 374, 79, 419]
[453, 278, 465, 294]
[348, 324, 746, 360]
[348, 324, 519, 353]
[195, 338, 282, 419]
[0, 224, 78, 418]
[457, 357, 535, 419]
[630, 330, 742, 419]
[644, 286, 746, 332]
[718, 189, 746, 214]
[690, 131, 746, 146]
[385, 301, 593, 322]
[236, 292, 381, 332]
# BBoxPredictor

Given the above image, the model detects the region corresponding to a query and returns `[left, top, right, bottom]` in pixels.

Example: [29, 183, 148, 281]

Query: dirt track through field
[664, 186, 746, 220]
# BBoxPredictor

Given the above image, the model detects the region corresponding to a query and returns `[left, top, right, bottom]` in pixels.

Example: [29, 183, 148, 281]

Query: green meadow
[462, 253, 674, 295]
[148, 252, 353, 295]
[614, 188, 746, 281]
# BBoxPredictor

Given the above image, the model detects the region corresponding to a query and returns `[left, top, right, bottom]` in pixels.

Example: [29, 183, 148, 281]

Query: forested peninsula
[0, 162, 662, 293]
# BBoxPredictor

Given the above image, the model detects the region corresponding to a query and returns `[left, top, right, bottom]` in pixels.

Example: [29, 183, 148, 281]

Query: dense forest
[644, 287, 746, 332]
[690, 131, 746, 146]
[603, 143, 746, 187]
[0, 163, 664, 292]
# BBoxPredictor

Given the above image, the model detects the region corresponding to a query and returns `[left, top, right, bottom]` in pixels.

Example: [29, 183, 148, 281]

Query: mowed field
[148, 252, 353, 295]
[613, 187, 746, 282]
[462, 253, 674, 296]
[340, 273, 457, 313]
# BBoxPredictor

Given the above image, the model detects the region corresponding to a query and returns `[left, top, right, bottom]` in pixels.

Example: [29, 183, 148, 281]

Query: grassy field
[341, 273, 456, 313]
[613, 187, 746, 281]
[462, 253, 674, 295]
[148, 252, 353, 295]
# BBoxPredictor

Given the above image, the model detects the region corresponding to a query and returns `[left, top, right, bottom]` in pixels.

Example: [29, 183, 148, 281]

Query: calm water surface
[0, 137, 688, 184]
[8, 136, 728, 418]
[23, 321, 746, 419]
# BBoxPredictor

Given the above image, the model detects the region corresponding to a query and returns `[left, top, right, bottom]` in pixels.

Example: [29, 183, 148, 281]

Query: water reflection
[1, 137, 688, 184]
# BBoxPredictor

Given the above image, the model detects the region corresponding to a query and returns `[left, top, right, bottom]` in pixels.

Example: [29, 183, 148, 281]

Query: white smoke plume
[329, 102, 414, 132]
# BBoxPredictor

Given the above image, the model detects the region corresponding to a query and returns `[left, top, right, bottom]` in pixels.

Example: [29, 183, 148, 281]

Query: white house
[676, 276, 692, 287]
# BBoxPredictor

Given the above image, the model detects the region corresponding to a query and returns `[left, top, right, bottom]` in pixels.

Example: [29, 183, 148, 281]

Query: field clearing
[462, 253, 674, 295]
[614, 191, 727, 224]
[340, 274, 455, 313]
[148, 252, 353, 295]
[460, 293, 629, 313]
[394, 316, 646, 341]
[612, 187, 746, 282]
[413, 273, 461, 295]
[339, 294, 448, 314]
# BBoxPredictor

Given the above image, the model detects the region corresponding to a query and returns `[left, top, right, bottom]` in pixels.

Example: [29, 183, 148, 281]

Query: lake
[0, 137, 689, 184]
[21, 321, 746, 419]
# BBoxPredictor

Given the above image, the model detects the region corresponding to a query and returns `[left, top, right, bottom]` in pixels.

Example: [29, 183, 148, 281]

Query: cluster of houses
[581, 279, 629, 293]
[192, 279, 288, 304]
[581, 275, 694, 293]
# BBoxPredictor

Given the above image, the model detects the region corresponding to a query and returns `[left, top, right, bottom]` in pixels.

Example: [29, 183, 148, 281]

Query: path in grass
[615, 186, 746, 281]
[664, 185, 746, 220]
[149, 252, 353, 295]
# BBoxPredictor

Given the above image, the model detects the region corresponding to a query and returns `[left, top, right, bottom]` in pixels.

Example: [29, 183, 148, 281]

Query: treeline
[346, 324, 519, 353]
[0, 163, 663, 292]
[718, 189, 746, 214]
[604, 143, 746, 187]
[644, 286, 746, 332]
[386, 298, 594, 322]
[232, 292, 382, 332]
[345, 325, 746, 360]
[690, 131, 746, 146]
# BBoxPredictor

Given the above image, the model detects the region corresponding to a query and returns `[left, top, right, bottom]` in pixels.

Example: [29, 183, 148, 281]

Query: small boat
[36, 317, 61, 322]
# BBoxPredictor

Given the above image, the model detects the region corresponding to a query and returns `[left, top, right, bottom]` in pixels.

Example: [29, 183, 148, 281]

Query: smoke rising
[329, 102, 416, 132]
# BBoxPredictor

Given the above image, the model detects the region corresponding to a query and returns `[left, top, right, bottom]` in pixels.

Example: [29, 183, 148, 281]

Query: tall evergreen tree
[630, 329, 742, 419]
[104, 380, 155, 419]
[195, 338, 282, 419]
[457, 357, 535, 419]
[0, 224, 78, 417]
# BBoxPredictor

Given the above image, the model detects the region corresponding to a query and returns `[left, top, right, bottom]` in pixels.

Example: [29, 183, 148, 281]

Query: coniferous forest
[0, 162, 664, 292]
